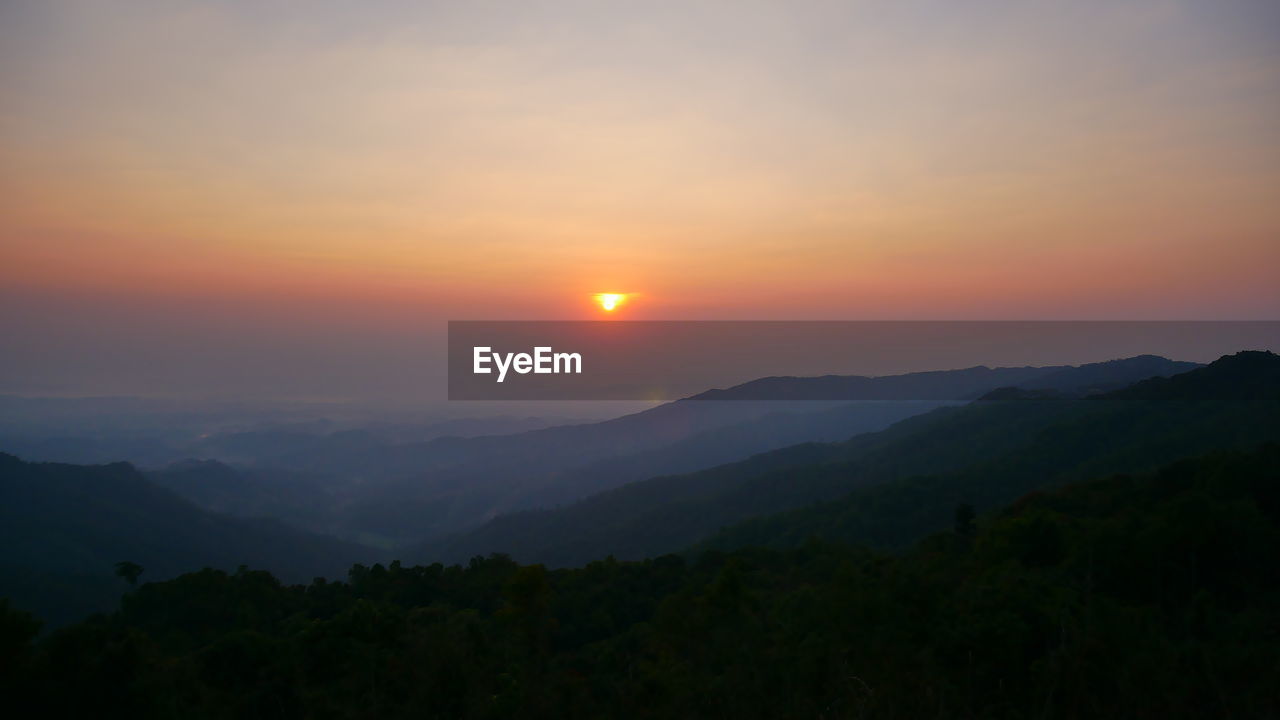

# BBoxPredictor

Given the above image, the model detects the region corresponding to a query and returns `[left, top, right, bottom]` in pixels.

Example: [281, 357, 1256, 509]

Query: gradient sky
[2, 1, 1278, 400]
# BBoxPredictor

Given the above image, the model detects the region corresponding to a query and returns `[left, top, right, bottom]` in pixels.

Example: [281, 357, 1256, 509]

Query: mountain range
[321, 354, 1202, 542]
[419, 351, 1276, 566]
[0, 352, 1226, 627]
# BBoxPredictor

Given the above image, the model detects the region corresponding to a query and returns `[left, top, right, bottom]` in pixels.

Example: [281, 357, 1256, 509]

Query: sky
[1, 0, 1278, 401]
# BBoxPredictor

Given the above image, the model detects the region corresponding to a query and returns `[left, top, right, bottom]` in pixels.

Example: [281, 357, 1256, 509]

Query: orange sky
[3, 0, 1279, 322]
[1, 1, 1278, 398]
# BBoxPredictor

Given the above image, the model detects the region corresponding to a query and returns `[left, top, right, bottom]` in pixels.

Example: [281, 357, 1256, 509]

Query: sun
[593, 293, 627, 312]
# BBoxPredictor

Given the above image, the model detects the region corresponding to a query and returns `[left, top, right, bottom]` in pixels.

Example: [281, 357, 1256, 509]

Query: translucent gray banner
[447, 321, 1280, 400]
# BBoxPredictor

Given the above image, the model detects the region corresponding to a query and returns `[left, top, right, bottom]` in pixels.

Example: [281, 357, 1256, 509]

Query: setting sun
[594, 293, 627, 312]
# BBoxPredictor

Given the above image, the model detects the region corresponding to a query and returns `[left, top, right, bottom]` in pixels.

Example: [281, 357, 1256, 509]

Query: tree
[115, 561, 144, 586]
[954, 502, 976, 540]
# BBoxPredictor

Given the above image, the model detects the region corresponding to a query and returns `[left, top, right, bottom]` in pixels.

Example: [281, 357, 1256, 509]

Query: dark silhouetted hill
[420, 352, 1273, 566]
[337, 356, 1198, 542]
[0, 454, 375, 627]
[687, 355, 1198, 400]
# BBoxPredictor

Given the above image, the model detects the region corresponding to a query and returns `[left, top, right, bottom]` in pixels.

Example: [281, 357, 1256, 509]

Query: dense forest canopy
[4, 445, 1277, 718]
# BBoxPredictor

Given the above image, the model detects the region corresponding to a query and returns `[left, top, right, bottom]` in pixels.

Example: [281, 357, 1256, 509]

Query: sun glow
[594, 293, 626, 312]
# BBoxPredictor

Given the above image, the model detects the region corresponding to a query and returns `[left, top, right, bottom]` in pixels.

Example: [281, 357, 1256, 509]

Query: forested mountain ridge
[6, 444, 1276, 718]
[0, 454, 376, 627]
[307, 355, 1199, 542]
[700, 349, 1280, 553]
[423, 351, 1278, 566]
[688, 353, 1198, 400]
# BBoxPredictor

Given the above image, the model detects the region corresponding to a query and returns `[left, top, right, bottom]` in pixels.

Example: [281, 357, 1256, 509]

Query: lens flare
[594, 293, 626, 312]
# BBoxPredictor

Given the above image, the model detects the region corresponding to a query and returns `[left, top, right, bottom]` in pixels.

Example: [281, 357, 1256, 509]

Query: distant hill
[420, 351, 1274, 566]
[146, 459, 353, 538]
[9, 358, 1193, 549]
[697, 350, 1280, 553]
[1011, 353, 1201, 393]
[335, 355, 1198, 542]
[688, 354, 1199, 400]
[0, 454, 375, 627]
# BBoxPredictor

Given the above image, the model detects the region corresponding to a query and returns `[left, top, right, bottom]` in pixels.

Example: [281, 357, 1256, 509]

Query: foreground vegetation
[5, 445, 1277, 718]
